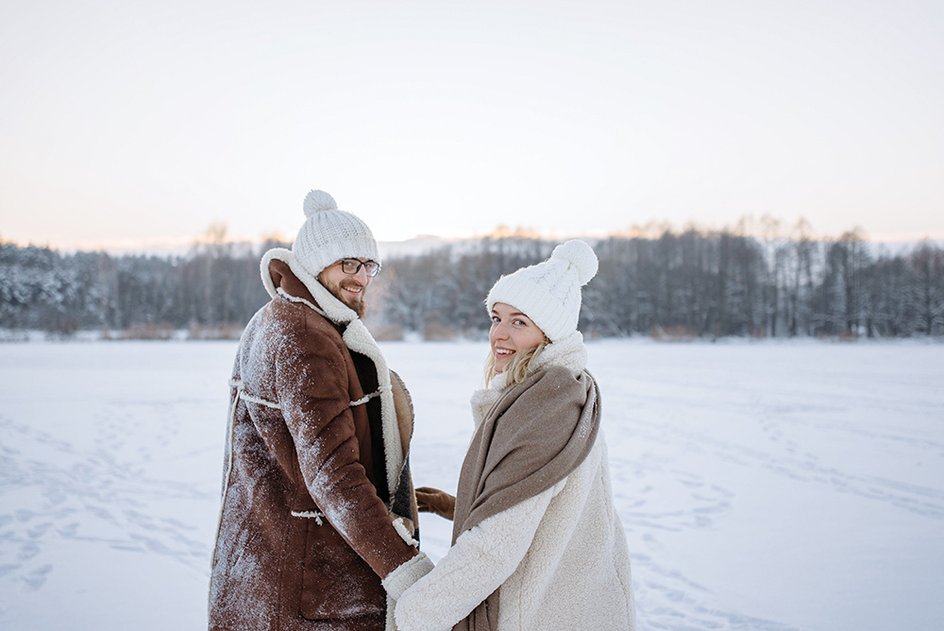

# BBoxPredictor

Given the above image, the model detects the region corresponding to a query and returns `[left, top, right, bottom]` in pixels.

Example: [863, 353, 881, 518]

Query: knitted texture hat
[485, 239, 599, 342]
[291, 190, 380, 278]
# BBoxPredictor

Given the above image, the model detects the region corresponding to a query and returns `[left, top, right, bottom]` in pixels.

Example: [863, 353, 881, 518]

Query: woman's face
[489, 302, 547, 373]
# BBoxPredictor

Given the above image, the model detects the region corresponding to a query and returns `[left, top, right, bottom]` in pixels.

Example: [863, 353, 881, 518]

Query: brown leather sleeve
[276, 325, 418, 578]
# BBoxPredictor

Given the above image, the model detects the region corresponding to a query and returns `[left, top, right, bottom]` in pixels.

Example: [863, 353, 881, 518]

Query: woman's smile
[489, 303, 546, 373]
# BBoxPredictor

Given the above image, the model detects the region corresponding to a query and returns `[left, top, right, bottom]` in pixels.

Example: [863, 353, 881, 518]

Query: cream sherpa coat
[395, 332, 635, 631]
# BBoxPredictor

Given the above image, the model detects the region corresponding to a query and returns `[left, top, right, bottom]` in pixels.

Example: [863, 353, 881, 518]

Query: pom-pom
[303, 190, 337, 217]
[551, 239, 598, 285]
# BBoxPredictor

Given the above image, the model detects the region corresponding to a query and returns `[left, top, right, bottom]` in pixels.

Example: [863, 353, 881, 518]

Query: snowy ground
[1, 339, 942, 630]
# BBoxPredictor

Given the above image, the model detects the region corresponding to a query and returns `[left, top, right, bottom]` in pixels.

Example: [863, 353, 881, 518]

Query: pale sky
[1, 0, 942, 251]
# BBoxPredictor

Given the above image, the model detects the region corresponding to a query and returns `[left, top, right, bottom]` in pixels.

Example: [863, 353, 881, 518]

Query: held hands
[415, 486, 456, 521]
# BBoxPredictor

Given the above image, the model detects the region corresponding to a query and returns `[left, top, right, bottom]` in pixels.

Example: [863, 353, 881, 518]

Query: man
[209, 190, 432, 630]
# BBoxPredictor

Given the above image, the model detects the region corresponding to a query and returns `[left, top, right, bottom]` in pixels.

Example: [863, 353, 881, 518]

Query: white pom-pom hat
[291, 189, 380, 278]
[485, 239, 599, 342]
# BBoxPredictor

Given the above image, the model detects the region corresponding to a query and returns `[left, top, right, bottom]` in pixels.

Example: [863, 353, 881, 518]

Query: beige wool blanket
[451, 366, 601, 631]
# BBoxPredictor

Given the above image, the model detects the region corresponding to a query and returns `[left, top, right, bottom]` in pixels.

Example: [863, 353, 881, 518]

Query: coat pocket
[299, 519, 386, 620]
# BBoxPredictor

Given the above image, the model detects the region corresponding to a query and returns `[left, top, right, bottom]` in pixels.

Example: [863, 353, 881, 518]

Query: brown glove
[415, 486, 456, 521]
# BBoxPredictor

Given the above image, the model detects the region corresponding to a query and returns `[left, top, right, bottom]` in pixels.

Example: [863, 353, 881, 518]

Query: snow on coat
[209, 249, 431, 630]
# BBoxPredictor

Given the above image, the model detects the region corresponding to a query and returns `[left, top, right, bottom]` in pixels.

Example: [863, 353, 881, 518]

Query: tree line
[0, 239, 271, 338]
[2, 224, 942, 339]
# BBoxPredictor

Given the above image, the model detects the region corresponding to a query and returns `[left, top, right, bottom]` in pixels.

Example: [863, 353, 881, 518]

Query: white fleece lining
[381, 552, 434, 600]
[349, 385, 392, 407]
[259, 248, 404, 507]
[392, 516, 419, 547]
[209, 378, 241, 577]
[290, 510, 324, 525]
[227, 379, 281, 410]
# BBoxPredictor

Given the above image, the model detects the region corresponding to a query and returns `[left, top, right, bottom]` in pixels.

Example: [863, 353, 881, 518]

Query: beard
[319, 274, 368, 318]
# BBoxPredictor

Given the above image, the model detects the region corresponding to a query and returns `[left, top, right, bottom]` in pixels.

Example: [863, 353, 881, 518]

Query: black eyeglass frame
[339, 258, 382, 277]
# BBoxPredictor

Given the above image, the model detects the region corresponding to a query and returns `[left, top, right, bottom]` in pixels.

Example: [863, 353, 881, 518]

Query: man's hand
[415, 486, 456, 521]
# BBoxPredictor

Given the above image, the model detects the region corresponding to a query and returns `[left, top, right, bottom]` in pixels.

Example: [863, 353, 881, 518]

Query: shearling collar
[260, 247, 358, 325]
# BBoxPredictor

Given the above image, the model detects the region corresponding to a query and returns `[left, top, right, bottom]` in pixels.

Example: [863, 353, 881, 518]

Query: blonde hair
[484, 340, 549, 387]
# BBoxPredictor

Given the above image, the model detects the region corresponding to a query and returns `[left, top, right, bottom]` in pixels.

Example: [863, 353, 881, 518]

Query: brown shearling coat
[208, 260, 420, 630]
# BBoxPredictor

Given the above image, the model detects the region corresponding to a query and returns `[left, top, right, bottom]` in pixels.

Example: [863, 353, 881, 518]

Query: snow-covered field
[1, 340, 942, 630]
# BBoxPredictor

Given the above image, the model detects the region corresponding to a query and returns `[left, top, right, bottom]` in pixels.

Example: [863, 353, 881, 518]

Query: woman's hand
[415, 487, 456, 521]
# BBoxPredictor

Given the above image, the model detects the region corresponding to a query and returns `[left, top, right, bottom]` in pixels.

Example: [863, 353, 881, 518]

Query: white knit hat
[485, 239, 599, 342]
[291, 190, 380, 278]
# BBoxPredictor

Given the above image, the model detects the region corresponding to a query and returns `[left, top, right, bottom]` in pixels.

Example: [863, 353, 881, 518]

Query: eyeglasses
[339, 258, 382, 277]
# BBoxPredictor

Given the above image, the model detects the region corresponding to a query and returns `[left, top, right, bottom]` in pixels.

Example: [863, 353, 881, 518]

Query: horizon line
[4, 225, 944, 256]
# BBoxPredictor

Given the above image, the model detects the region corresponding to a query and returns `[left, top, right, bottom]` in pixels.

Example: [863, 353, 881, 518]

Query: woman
[397, 240, 635, 631]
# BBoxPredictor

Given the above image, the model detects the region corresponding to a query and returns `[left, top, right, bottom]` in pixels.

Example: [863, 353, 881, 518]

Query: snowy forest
[2, 224, 943, 339]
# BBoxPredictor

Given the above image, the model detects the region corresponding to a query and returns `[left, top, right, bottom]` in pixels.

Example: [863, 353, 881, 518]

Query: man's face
[317, 259, 374, 317]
